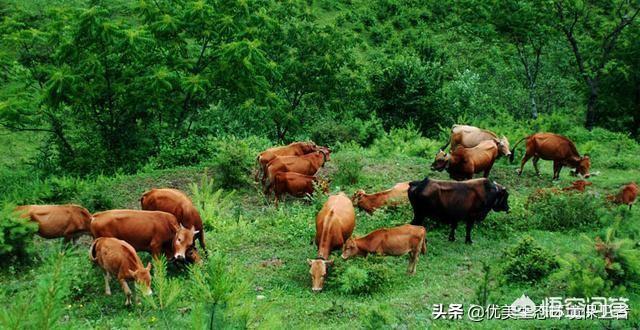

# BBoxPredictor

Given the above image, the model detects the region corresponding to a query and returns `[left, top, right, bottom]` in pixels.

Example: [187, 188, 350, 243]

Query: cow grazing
[265, 150, 329, 193]
[408, 177, 509, 244]
[341, 224, 426, 274]
[256, 141, 320, 183]
[562, 180, 592, 192]
[14, 204, 93, 242]
[140, 188, 205, 252]
[91, 210, 197, 261]
[431, 140, 499, 181]
[90, 237, 152, 306]
[308, 193, 355, 292]
[439, 124, 511, 157]
[269, 172, 329, 207]
[510, 133, 590, 180]
[351, 182, 410, 213]
[607, 183, 638, 210]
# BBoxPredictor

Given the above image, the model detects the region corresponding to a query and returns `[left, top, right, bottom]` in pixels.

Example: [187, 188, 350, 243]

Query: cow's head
[307, 258, 333, 292]
[128, 262, 153, 296]
[492, 183, 510, 213]
[318, 148, 331, 162]
[431, 150, 449, 171]
[497, 136, 511, 157]
[341, 238, 359, 259]
[173, 225, 199, 261]
[302, 141, 318, 153]
[576, 155, 591, 178]
[351, 189, 366, 204]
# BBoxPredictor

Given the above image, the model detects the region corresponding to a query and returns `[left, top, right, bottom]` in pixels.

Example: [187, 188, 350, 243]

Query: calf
[269, 172, 329, 207]
[607, 183, 638, 210]
[140, 188, 206, 252]
[408, 177, 509, 244]
[341, 224, 426, 274]
[510, 133, 590, 180]
[308, 193, 355, 292]
[431, 140, 498, 180]
[14, 204, 92, 242]
[351, 182, 410, 213]
[91, 210, 197, 261]
[265, 150, 329, 193]
[90, 237, 152, 306]
[562, 180, 592, 192]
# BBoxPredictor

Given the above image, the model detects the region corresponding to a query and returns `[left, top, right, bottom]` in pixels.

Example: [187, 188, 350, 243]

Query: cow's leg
[483, 159, 496, 178]
[104, 271, 112, 296]
[448, 222, 457, 242]
[518, 153, 533, 176]
[421, 236, 427, 255]
[119, 278, 132, 306]
[552, 161, 562, 180]
[410, 211, 426, 226]
[465, 221, 474, 244]
[407, 250, 418, 275]
[532, 157, 540, 176]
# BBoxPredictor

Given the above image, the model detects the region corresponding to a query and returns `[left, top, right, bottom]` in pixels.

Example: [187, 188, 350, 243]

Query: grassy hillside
[1, 125, 639, 329]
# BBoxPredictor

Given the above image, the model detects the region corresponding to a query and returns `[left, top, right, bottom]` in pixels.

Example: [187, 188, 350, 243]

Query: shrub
[189, 174, 236, 233]
[525, 189, 602, 231]
[371, 125, 438, 158]
[148, 134, 215, 170]
[208, 136, 254, 188]
[331, 258, 390, 295]
[360, 304, 396, 329]
[309, 116, 384, 147]
[36, 176, 85, 204]
[0, 203, 38, 265]
[501, 236, 559, 283]
[333, 146, 365, 186]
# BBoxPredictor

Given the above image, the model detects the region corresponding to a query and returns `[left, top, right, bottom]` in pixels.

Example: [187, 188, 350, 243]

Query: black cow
[408, 177, 509, 244]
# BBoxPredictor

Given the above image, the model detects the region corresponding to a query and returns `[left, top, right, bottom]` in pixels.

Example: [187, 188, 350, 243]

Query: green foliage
[309, 115, 384, 147]
[189, 173, 236, 233]
[372, 125, 438, 158]
[525, 188, 603, 231]
[0, 203, 37, 265]
[501, 236, 559, 283]
[208, 137, 254, 189]
[333, 144, 364, 186]
[142, 257, 184, 328]
[331, 259, 390, 295]
[360, 304, 397, 329]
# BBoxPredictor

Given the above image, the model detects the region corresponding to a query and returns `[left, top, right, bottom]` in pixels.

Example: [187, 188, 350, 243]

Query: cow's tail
[254, 155, 262, 182]
[89, 239, 99, 263]
[509, 136, 528, 163]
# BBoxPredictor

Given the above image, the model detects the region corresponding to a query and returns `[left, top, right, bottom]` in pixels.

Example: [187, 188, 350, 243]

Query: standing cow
[256, 142, 321, 183]
[408, 177, 509, 244]
[308, 193, 355, 292]
[431, 140, 499, 180]
[265, 150, 329, 194]
[14, 204, 93, 242]
[439, 125, 511, 157]
[510, 133, 591, 180]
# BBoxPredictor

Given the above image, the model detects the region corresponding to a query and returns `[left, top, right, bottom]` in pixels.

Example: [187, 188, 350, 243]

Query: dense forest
[1, 0, 640, 329]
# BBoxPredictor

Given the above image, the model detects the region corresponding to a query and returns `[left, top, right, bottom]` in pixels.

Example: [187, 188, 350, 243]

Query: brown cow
[265, 150, 329, 193]
[256, 141, 320, 183]
[91, 210, 197, 261]
[431, 140, 499, 181]
[269, 172, 329, 207]
[351, 182, 410, 213]
[140, 188, 205, 251]
[439, 124, 511, 157]
[341, 224, 426, 274]
[308, 193, 355, 292]
[511, 133, 591, 180]
[562, 180, 592, 192]
[90, 237, 152, 306]
[607, 183, 638, 210]
[14, 204, 92, 242]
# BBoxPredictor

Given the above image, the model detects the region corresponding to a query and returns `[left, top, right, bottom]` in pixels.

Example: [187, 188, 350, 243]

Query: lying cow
[141, 188, 206, 252]
[256, 141, 321, 183]
[439, 124, 511, 157]
[265, 150, 329, 193]
[431, 140, 498, 180]
[90, 237, 153, 306]
[607, 183, 638, 210]
[510, 133, 590, 180]
[408, 177, 509, 244]
[562, 180, 592, 192]
[341, 224, 426, 274]
[14, 204, 93, 242]
[351, 182, 410, 213]
[269, 172, 329, 207]
[91, 210, 197, 261]
[308, 193, 355, 292]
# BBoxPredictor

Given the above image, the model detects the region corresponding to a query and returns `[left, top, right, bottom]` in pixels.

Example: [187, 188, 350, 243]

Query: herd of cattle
[11, 125, 639, 301]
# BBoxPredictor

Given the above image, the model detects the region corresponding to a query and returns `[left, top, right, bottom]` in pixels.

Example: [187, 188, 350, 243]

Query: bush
[0, 203, 38, 265]
[371, 125, 438, 158]
[333, 145, 365, 186]
[189, 174, 236, 233]
[309, 115, 384, 147]
[208, 136, 254, 188]
[331, 258, 390, 295]
[360, 305, 396, 329]
[525, 189, 602, 231]
[36, 176, 85, 204]
[148, 135, 214, 170]
[501, 236, 559, 283]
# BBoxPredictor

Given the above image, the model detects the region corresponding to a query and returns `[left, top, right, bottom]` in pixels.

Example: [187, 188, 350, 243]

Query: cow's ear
[307, 258, 313, 265]
[193, 230, 200, 235]
[128, 269, 136, 277]
[325, 259, 334, 266]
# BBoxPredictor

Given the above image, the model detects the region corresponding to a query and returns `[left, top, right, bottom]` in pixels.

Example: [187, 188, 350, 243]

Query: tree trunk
[529, 83, 538, 119]
[585, 80, 598, 131]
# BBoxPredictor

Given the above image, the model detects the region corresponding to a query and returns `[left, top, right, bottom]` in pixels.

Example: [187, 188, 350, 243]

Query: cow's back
[141, 189, 202, 230]
[451, 125, 497, 149]
[19, 204, 92, 239]
[91, 237, 141, 275]
[409, 178, 490, 219]
[316, 194, 355, 250]
[91, 210, 177, 252]
[529, 133, 579, 160]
